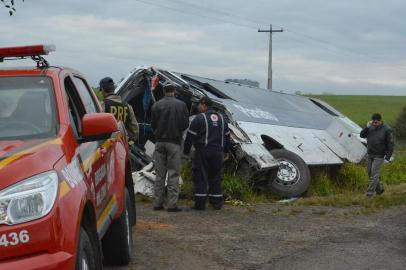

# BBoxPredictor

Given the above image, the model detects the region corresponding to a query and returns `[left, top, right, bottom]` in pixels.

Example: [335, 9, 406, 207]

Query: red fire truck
[0, 45, 135, 270]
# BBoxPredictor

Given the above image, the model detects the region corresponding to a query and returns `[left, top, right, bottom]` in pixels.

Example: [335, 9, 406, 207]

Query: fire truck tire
[126, 167, 137, 226]
[102, 188, 133, 266]
[268, 149, 311, 197]
[76, 228, 97, 270]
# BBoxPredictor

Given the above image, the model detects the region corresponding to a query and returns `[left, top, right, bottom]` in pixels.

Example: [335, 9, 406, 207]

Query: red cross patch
[210, 114, 218, 122]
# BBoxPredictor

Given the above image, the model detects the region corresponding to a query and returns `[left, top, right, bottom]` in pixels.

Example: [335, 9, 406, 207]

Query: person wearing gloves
[360, 113, 394, 196]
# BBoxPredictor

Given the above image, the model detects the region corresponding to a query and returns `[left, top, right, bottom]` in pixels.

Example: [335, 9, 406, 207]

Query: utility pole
[258, 24, 283, 91]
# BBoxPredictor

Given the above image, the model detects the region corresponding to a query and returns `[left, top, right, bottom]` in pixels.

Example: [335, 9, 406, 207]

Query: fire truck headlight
[0, 171, 58, 225]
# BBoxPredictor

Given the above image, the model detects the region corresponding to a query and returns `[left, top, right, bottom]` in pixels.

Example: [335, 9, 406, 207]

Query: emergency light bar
[0, 44, 55, 58]
[0, 44, 56, 68]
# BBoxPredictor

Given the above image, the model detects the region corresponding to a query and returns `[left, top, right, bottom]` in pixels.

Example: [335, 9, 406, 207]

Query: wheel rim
[275, 159, 300, 186]
[125, 203, 132, 254]
[81, 255, 89, 270]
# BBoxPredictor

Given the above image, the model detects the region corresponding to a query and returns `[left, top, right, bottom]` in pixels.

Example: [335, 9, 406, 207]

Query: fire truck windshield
[0, 76, 57, 140]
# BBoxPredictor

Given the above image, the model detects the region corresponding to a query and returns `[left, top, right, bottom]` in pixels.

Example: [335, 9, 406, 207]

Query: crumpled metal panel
[228, 123, 278, 170]
[133, 162, 155, 197]
[238, 121, 344, 165]
[238, 120, 366, 165]
[238, 143, 279, 170]
[321, 118, 367, 163]
[132, 162, 184, 197]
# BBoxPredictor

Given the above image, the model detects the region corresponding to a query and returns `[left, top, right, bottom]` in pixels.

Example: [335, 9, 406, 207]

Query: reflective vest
[104, 98, 130, 126]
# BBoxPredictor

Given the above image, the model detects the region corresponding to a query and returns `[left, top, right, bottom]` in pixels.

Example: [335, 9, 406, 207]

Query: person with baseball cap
[99, 77, 139, 143]
[360, 113, 394, 196]
[184, 96, 231, 210]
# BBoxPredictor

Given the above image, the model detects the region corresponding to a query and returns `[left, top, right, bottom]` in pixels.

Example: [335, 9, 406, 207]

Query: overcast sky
[1, 0, 406, 95]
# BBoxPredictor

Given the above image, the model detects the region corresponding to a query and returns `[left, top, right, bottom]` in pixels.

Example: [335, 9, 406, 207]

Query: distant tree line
[394, 107, 406, 138]
[225, 78, 260, 88]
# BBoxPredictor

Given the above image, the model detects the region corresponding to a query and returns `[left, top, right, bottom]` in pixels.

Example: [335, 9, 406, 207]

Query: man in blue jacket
[184, 97, 231, 210]
[360, 113, 394, 196]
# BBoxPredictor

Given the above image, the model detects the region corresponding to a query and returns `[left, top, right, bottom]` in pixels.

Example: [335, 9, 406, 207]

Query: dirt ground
[107, 200, 406, 270]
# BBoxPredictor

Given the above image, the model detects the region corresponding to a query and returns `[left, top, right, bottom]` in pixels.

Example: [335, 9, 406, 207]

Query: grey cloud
[0, 0, 405, 94]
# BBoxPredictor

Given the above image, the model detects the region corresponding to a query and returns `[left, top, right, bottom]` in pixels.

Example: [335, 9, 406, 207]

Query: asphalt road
[107, 201, 406, 270]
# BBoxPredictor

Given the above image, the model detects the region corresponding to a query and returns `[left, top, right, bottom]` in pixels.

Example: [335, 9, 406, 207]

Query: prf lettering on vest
[109, 106, 128, 122]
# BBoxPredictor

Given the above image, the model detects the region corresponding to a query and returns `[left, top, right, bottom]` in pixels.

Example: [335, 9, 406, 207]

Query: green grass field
[308, 95, 406, 126]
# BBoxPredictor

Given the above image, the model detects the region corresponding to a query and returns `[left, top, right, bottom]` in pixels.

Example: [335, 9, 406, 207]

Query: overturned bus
[115, 67, 367, 197]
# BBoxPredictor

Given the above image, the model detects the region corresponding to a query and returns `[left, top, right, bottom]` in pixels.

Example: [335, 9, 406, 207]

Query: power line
[157, 0, 401, 66]
[133, 0, 255, 29]
[134, 0, 406, 74]
[169, 0, 263, 26]
[161, 0, 366, 57]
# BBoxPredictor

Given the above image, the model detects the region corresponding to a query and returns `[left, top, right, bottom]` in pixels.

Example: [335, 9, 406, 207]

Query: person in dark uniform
[184, 96, 231, 210]
[99, 77, 139, 143]
[360, 113, 394, 196]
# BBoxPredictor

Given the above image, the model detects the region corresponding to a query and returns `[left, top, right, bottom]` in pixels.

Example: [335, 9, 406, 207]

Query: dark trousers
[192, 148, 224, 209]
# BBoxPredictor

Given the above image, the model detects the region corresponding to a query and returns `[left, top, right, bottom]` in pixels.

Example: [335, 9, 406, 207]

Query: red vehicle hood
[0, 138, 64, 190]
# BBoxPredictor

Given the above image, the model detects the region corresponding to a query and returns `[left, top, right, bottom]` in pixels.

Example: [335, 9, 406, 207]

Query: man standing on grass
[184, 96, 231, 210]
[360, 113, 394, 196]
[151, 83, 189, 212]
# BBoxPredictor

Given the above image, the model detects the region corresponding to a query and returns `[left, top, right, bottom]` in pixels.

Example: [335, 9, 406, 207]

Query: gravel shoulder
[107, 200, 406, 270]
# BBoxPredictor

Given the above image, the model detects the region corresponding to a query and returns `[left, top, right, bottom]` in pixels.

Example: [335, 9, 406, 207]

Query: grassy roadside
[179, 142, 406, 209]
[308, 152, 406, 196]
[296, 183, 406, 209]
[296, 158, 406, 209]
[180, 163, 277, 205]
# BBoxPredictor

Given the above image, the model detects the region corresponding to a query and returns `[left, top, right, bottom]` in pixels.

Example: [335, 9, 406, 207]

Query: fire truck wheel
[102, 188, 133, 266]
[76, 228, 97, 270]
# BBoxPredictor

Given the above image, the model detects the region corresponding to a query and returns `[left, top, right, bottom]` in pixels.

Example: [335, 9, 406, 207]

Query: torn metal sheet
[133, 162, 183, 197]
[322, 119, 367, 163]
[237, 143, 279, 170]
[133, 162, 155, 197]
[237, 121, 366, 165]
[228, 123, 250, 143]
[278, 197, 298, 203]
